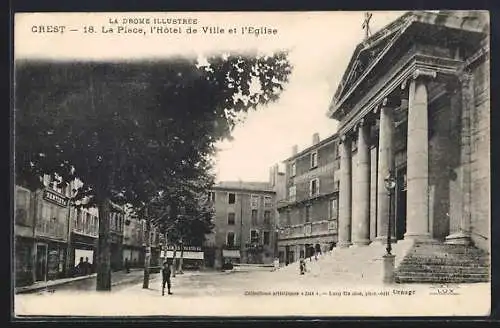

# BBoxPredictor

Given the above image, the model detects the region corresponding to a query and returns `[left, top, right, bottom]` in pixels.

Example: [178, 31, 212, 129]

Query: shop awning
[222, 249, 241, 258]
[165, 251, 204, 260]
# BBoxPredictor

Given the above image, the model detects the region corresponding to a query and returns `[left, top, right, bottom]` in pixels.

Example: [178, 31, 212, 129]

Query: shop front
[122, 246, 143, 268]
[34, 240, 67, 282]
[15, 236, 33, 287]
[70, 232, 97, 276]
[110, 233, 123, 271]
[166, 246, 204, 270]
[33, 188, 70, 282]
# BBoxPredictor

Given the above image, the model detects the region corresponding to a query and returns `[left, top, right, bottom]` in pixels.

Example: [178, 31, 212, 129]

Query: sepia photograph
[13, 10, 490, 317]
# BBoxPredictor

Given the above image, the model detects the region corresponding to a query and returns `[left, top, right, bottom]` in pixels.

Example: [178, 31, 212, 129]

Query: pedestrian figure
[84, 257, 91, 275]
[76, 257, 85, 276]
[162, 260, 173, 296]
[299, 258, 306, 275]
[124, 258, 130, 273]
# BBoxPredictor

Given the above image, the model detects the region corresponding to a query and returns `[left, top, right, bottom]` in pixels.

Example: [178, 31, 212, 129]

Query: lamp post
[384, 171, 397, 255]
[382, 170, 397, 284]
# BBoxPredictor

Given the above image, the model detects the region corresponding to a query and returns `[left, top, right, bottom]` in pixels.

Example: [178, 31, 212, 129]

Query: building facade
[328, 11, 489, 251]
[122, 214, 146, 268]
[14, 177, 130, 286]
[14, 175, 74, 286]
[206, 182, 277, 269]
[277, 133, 340, 265]
[67, 206, 99, 276]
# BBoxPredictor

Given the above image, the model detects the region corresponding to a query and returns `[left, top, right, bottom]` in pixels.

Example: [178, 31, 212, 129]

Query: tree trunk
[142, 208, 151, 289]
[96, 197, 112, 291]
[172, 245, 177, 277]
[178, 239, 184, 274]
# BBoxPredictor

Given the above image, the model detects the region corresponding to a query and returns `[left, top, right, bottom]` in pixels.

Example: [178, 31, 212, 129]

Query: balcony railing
[278, 220, 337, 240]
[223, 244, 241, 250]
[36, 219, 66, 240]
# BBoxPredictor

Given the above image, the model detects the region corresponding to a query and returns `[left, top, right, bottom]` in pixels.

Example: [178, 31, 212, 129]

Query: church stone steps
[394, 241, 490, 284]
[395, 276, 489, 284]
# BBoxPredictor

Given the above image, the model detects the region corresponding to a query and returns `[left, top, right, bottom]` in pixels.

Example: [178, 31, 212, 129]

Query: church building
[328, 11, 490, 282]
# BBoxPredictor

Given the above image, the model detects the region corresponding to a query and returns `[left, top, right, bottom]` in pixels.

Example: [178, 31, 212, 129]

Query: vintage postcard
[13, 11, 490, 317]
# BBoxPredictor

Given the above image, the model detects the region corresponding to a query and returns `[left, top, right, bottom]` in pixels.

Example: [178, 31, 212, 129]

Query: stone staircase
[394, 240, 490, 283]
[273, 240, 414, 285]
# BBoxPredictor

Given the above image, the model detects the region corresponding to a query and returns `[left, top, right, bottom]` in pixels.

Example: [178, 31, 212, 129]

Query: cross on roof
[362, 12, 373, 40]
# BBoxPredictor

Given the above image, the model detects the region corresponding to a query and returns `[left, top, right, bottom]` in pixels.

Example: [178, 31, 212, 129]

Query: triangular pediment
[333, 12, 413, 106]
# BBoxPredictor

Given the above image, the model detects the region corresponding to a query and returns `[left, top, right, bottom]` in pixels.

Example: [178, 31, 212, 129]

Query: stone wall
[470, 56, 490, 251]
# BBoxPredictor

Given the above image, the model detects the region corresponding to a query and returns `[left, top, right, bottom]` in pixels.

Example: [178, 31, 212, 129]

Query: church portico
[328, 11, 488, 254]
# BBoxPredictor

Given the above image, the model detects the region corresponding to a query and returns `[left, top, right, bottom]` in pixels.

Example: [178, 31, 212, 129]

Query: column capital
[355, 117, 370, 131]
[412, 68, 437, 80]
[378, 96, 399, 109]
[458, 71, 473, 84]
[339, 134, 349, 144]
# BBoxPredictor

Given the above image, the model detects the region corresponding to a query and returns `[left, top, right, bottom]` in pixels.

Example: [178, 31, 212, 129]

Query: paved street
[15, 267, 490, 317]
[16, 269, 154, 294]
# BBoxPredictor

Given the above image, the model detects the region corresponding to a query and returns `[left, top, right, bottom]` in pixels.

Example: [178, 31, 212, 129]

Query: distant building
[205, 181, 277, 269]
[122, 212, 145, 268]
[277, 133, 340, 265]
[68, 205, 98, 276]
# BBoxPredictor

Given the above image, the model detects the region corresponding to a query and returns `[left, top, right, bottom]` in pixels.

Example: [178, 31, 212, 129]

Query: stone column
[405, 70, 434, 240]
[376, 100, 395, 241]
[446, 73, 473, 245]
[338, 135, 352, 248]
[369, 144, 378, 241]
[352, 120, 371, 245]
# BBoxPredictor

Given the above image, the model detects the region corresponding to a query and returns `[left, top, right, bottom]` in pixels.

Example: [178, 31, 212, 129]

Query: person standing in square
[162, 260, 173, 296]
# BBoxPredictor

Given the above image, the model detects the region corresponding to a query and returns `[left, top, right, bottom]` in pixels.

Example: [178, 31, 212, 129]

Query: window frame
[227, 212, 236, 225]
[309, 178, 320, 197]
[305, 205, 311, 223]
[290, 161, 297, 177]
[264, 210, 271, 224]
[264, 196, 272, 208]
[228, 193, 236, 204]
[288, 185, 296, 202]
[310, 151, 318, 169]
[226, 231, 235, 247]
[250, 194, 260, 209]
[250, 229, 260, 244]
[251, 209, 258, 225]
[263, 231, 270, 245]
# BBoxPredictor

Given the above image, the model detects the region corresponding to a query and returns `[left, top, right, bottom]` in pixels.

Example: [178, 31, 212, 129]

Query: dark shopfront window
[47, 244, 66, 280]
[35, 243, 66, 282]
[15, 239, 33, 287]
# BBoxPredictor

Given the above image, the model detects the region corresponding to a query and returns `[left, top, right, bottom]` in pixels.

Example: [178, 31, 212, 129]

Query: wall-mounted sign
[328, 220, 337, 231]
[43, 189, 68, 207]
[304, 224, 312, 236]
[165, 245, 202, 252]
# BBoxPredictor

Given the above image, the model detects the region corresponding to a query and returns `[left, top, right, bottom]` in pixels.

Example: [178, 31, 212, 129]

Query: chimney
[269, 165, 276, 186]
[312, 133, 320, 145]
[292, 145, 298, 156]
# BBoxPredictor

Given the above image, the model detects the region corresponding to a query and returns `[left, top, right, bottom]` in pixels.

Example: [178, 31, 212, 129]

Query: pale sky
[213, 11, 406, 182]
[15, 11, 407, 182]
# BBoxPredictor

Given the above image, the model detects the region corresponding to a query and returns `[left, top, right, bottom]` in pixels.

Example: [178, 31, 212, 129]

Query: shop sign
[43, 189, 68, 207]
[165, 245, 202, 252]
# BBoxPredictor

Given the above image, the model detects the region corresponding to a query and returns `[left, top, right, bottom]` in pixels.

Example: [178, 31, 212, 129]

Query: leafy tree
[15, 51, 292, 290]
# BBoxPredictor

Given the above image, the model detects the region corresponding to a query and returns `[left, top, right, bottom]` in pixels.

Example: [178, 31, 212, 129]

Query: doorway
[35, 243, 48, 282]
[396, 167, 407, 240]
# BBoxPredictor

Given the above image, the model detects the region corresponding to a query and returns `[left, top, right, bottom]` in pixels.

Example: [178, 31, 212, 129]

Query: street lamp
[384, 171, 397, 255]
